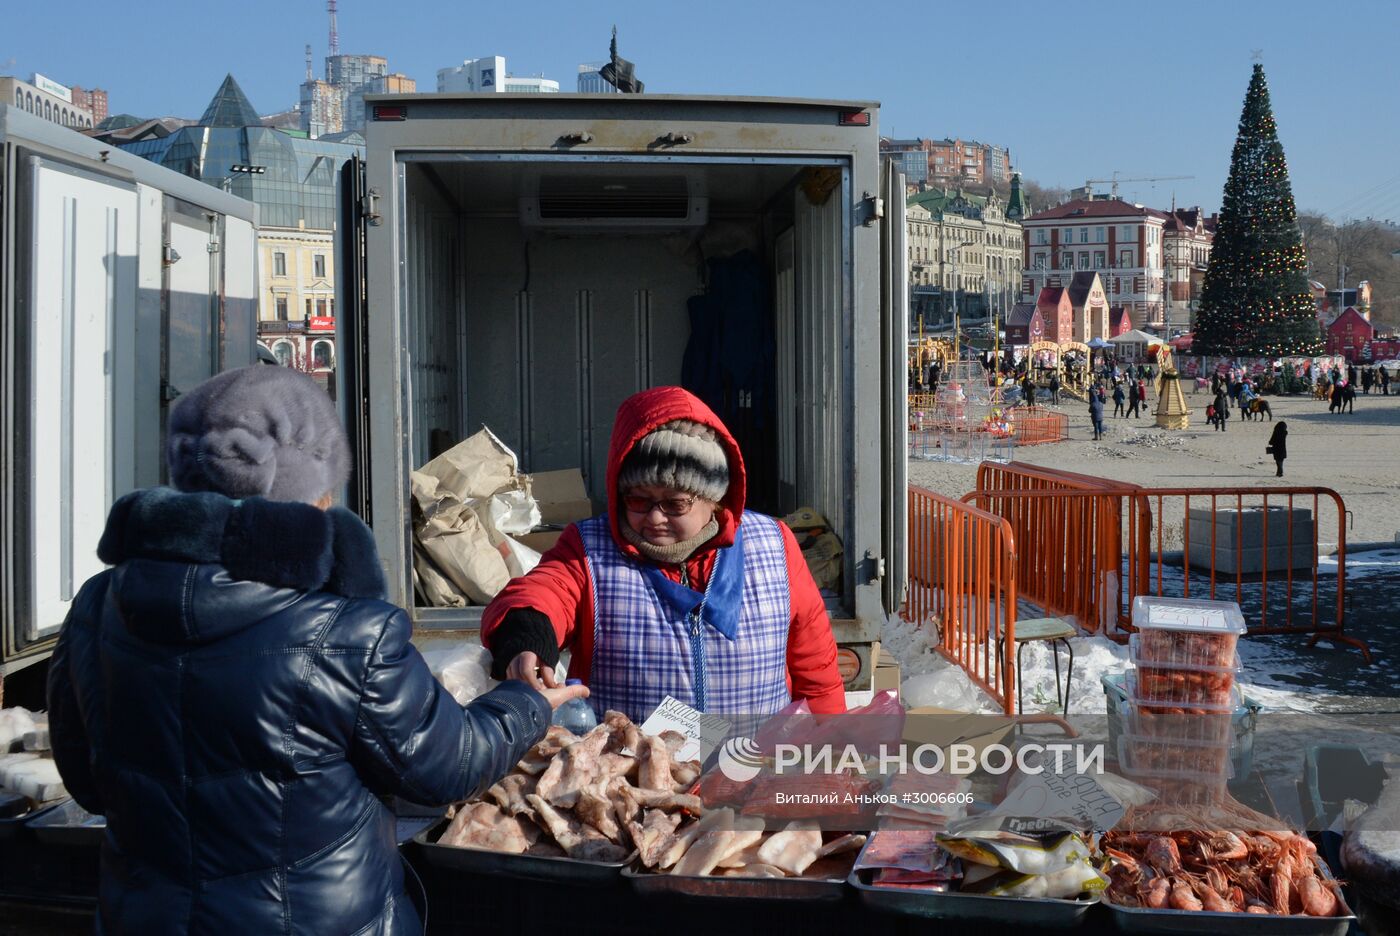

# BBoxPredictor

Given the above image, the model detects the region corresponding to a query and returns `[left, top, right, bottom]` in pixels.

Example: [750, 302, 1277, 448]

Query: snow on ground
[1321, 547, 1400, 580]
[881, 610, 1330, 716]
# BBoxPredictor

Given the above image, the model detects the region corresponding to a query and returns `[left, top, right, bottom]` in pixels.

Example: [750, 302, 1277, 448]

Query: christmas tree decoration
[1193, 64, 1322, 357]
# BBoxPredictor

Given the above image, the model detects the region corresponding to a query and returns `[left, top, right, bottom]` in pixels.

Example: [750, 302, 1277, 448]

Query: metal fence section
[969, 463, 1149, 636]
[962, 464, 1368, 660]
[1133, 487, 1366, 660]
[903, 485, 1019, 714]
[1011, 410, 1069, 446]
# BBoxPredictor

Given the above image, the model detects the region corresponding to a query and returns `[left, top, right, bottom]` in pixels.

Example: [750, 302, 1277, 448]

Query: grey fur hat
[166, 366, 350, 505]
[617, 420, 729, 503]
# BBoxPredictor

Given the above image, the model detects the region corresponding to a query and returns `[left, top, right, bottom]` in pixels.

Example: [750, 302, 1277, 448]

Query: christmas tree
[1193, 64, 1321, 358]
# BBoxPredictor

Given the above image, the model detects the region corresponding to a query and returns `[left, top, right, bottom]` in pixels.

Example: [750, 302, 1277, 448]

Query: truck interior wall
[790, 187, 848, 549]
[400, 159, 853, 613]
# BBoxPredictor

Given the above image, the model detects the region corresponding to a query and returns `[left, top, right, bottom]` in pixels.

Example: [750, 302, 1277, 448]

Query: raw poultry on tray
[436, 711, 866, 879]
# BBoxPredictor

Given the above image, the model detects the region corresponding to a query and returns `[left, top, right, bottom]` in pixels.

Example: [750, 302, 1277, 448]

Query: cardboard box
[902, 707, 1016, 761]
[873, 647, 902, 695]
[530, 468, 594, 526]
[514, 529, 564, 554]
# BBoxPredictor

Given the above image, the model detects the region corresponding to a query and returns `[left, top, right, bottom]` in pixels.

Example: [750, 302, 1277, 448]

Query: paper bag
[414, 426, 520, 509]
[416, 500, 510, 605]
[413, 545, 470, 608]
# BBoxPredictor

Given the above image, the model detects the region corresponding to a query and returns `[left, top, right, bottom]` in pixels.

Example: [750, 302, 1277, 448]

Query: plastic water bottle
[551, 679, 598, 734]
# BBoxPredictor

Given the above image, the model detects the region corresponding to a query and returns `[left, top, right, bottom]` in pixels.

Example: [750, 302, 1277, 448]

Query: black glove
[488, 608, 561, 680]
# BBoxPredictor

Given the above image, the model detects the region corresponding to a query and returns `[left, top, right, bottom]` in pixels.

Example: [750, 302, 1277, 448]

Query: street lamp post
[950, 239, 975, 361]
[223, 163, 266, 192]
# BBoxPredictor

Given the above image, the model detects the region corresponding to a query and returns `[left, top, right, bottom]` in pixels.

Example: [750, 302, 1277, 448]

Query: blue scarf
[640, 523, 745, 640]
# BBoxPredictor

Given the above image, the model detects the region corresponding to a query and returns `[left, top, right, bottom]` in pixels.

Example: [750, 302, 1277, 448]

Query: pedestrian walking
[1213, 388, 1230, 432]
[1049, 371, 1061, 405]
[1112, 383, 1126, 418]
[1330, 382, 1343, 414]
[1136, 379, 1148, 417]
[1362, 368, 1374, 395]
[1381, 365, 1391, 396]
[1126, 384, 1141, 419]
[1089, 392, 1105, 441]
[1343, 382, 1356, 414]
[1267, 421, 1288, 477]
[1022, 373, 1035, 408]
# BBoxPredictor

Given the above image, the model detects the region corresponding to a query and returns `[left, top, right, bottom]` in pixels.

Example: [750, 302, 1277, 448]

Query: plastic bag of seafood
[935, 825, 1109, 900]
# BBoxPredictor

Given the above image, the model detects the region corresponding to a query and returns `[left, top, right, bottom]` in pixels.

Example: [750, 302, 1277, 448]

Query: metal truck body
[0, 104, 258, 675]
[342, 93, 908, 633]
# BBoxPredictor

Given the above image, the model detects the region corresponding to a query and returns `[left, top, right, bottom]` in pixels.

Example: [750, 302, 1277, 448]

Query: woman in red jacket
[483, 386, 846, 721]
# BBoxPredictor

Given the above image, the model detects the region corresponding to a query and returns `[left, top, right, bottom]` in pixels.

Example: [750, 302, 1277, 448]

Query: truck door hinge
[360, 188, 382, 226]
[861, 192, 885, 228]
[861, 550, 886, 584]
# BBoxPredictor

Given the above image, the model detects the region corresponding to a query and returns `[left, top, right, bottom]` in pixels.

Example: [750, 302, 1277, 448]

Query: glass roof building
[120, 75, 363, 232]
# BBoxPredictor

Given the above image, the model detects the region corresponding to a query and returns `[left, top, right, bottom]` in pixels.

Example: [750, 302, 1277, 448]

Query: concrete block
[1186, 506, 1315, 574]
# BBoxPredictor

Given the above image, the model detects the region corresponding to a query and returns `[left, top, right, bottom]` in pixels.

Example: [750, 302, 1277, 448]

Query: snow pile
[880, 612, 1002, 714]
[1013, 636, 1131, 715]
[1321, 548, 1400, 580]
[1116, 429, 1185, 449]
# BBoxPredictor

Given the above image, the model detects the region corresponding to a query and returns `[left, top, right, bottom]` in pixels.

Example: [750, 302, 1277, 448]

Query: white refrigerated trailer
[0, 104, 258, 677]
[340, 93, 909, 634]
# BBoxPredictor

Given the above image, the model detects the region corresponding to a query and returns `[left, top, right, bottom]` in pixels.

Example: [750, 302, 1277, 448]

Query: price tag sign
[639, 696, 733, 763]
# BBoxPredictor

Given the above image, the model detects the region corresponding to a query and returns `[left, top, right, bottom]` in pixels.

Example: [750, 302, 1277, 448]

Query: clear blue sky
[7, 0, 1398, 221]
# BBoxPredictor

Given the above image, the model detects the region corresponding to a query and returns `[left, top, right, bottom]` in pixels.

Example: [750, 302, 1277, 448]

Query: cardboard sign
[990, 768, 1126, 832]
[639, 696, 733, 764]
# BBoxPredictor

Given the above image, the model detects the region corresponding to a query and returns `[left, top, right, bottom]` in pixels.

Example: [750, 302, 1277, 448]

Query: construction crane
[1084, 172, 1194, 199]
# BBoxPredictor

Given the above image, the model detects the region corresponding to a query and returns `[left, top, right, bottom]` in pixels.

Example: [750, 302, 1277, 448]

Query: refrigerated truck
[339, 93, 909, 635]
[0, 104, 258, 678]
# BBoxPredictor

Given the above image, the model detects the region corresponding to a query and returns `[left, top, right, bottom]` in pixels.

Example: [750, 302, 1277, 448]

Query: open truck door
[336, 154, 374, 521]
[879, 158, 909, 619]
[2, 152, 135, 671]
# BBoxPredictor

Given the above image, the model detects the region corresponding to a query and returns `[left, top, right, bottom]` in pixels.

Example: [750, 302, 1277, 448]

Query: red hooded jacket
[482, 386, 846, 714]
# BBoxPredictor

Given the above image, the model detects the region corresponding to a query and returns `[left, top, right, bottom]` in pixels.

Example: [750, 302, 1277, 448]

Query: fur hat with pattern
[617, 419, 730, 503]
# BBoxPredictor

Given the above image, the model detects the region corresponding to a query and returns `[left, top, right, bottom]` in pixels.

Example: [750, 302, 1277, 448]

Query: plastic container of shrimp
[1118, 733, 1234, 777]
[1119, 697, 1236, 746]
[1130, 597, 1247, 669]
[1113, 756, 1232, 807]
[1128, 637, 1241, 706]
[1123, 670, 1242, 714]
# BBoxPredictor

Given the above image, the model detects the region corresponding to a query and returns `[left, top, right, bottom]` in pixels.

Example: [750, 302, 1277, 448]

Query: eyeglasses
[622, 494, 697, 517]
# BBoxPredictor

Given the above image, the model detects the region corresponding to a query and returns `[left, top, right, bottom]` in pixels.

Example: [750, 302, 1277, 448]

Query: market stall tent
[1109, 328, 1158, 360]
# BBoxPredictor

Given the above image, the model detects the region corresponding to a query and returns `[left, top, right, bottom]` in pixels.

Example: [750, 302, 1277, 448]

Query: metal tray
[25, 797, 106, 847]
[848, 868, 1099, 929]
[0, 798, 63, 841]
[1102, 858, 1355, 936]
[622, 861, 850, 902]
[411, 819, 631, 885]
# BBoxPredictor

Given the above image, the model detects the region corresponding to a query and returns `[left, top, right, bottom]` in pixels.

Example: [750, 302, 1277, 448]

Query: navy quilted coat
[47, 488, 549, 934]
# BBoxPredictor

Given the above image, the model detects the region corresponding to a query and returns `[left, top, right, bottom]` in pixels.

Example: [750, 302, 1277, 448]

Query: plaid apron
[578, 512, 791, 723]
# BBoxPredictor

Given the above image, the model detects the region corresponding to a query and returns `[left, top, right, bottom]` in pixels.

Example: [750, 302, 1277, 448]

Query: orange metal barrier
[908, 393, 938, 412]
[1012, 410, 1069, 446]
[904, 485, 1019, 714]
[970, 463, 1150, 636]
[1132, 487, 1365, 659]
[965, 463, 1367, 660]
